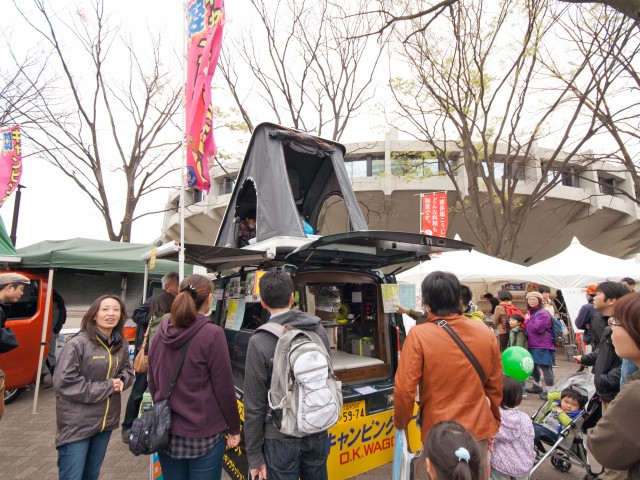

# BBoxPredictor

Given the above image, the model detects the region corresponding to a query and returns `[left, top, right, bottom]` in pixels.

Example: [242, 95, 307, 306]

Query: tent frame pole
[32, 267, 54, 414]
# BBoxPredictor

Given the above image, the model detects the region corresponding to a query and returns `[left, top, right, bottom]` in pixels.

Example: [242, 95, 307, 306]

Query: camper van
[169, 123, 472, 479]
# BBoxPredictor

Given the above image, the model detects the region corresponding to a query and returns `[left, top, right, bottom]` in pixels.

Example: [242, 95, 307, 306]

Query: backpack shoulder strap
[256, 322, 288, 337]
[301, 330, 330, 356]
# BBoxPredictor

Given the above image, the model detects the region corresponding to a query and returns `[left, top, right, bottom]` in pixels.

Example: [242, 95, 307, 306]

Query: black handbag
[129, 335, 195, 456]
[0, 327, 19, 354]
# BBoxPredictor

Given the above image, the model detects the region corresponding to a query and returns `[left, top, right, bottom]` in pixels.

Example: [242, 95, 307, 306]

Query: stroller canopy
[215, 123, 368, 248]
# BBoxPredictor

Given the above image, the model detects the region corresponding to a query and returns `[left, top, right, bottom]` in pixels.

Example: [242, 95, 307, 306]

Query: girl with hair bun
[425, 420, 481, 480]
[148, 274, 241, 480]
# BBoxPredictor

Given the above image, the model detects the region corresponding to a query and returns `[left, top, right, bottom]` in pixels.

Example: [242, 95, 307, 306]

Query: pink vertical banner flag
[420, 192, 448, 237]
[185, 0, 225, 194]
[0, 126, 22, 208]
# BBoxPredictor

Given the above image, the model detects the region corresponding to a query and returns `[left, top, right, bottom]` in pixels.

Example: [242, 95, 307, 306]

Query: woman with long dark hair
[54, 295, 134, 480]
[148, 274, 241, 479]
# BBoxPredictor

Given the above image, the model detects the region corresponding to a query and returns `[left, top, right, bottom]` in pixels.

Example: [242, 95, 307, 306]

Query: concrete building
[161, 129, 640, 265]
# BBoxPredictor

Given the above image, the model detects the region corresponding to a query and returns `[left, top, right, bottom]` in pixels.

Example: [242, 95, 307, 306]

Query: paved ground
[0, 348, 601, 479]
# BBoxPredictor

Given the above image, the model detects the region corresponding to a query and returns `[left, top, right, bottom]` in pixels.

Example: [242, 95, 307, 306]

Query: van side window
[240, 302, 266, 330]
[5, 281, 40, 320]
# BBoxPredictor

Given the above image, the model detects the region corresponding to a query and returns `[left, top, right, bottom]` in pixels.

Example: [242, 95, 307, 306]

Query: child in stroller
[529, 371, 604, 479]
[533, 387, 585, 453]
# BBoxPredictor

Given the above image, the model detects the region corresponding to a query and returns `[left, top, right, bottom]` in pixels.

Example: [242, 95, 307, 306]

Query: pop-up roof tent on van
[215, 123, 368, 248]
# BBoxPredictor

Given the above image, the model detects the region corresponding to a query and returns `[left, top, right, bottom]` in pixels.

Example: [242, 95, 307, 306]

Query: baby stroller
[529, 371, 604, 480]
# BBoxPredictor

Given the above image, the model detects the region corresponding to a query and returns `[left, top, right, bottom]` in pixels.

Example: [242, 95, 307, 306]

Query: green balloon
[502, 346, 534, 382]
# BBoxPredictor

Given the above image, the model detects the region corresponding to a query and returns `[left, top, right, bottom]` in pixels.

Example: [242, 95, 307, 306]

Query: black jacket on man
[581, 327, 622, 402]
[575, 301, 595, 344]
[131, 297, 152, 355]
[590, 312, 607, 350]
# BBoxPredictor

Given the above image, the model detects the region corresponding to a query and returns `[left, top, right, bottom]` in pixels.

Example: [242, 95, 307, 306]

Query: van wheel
[4, 387, 24, 404]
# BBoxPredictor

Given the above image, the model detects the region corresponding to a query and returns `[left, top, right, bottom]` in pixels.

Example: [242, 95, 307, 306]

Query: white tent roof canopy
[527, 236, 640, 288]
[398, 235, 640, 290]
[397, 234, 547, 285]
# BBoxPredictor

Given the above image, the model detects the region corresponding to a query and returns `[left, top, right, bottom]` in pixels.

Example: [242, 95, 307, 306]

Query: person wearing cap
[0, 273, 30, 309]
[574, 284, 598, 350]
[524, 291, 555, 399]
[0, 273, 30, 344]
[0, 272, 29, 423]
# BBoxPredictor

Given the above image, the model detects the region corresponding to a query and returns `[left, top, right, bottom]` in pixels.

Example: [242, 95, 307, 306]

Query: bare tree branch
[558, 0, 640, 21]
[388, 0, 621, 260]
[9, 0, 182, 241]
[219, 0, 383, 141]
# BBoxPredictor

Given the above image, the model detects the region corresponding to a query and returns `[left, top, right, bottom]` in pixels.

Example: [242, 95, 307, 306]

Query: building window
[506, 161, 526, 180]
[218, 177, 235, 195]
[599, 177, 615, 195]
[192, 189, 205, 203]
[543, 164, 579, 187]
[345, 155, 385, 178]
[477, 161, 505, 179]
[476, 160, 525, 180]
[391, 153, 441, 177]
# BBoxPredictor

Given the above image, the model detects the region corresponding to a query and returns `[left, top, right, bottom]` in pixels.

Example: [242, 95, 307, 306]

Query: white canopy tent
[526, 237, 640, 289]
[396, 237, 545, 333]
[398, 238, 544, 285]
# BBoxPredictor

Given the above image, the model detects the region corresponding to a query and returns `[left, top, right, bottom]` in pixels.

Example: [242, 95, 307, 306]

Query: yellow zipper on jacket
[96, 336, 113, 433]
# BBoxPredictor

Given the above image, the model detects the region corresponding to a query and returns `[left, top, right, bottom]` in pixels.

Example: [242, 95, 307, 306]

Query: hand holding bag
[392, 428, 420, 480]
[129, 335, 195, 456]
[133, 326, 150, 373]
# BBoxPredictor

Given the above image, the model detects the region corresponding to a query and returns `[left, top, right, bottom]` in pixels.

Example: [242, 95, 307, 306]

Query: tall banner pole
[179, 1, 187, 284]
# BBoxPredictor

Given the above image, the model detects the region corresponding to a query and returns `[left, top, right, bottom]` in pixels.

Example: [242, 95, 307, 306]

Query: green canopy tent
[0, 217, 20, 263]
[16, 237, 189, 274]
[15, 237, 192, 413]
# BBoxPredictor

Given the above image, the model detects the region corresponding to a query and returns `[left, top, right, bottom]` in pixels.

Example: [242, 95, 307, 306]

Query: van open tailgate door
[150, 243, 270, 272]
[285, 231, 472, 270]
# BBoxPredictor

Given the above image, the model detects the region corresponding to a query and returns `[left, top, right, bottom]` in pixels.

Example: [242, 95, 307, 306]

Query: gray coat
[53, 331, 134, 447]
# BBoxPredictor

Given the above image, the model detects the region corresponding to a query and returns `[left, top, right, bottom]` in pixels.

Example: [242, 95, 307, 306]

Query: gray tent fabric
[215, 123, 368, 248]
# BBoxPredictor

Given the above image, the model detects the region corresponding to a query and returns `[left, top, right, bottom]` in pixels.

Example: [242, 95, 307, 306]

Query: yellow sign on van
[216, 400, 421, 480]
[326, 402, 421, 479]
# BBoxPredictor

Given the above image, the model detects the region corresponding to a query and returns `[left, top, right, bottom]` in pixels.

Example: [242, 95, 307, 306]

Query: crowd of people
[394, 273, 640, 480]
[2, 267, 640, 480]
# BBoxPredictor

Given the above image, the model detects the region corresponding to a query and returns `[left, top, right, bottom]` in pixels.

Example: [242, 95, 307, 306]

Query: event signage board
[420, 192, 447, 237]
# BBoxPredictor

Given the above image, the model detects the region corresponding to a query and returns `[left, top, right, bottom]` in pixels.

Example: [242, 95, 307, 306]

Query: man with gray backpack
[244, 270, 341, 480]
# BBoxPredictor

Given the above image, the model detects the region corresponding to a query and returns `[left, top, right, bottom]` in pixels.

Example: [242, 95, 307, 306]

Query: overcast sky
[0, 0, 245, 248]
